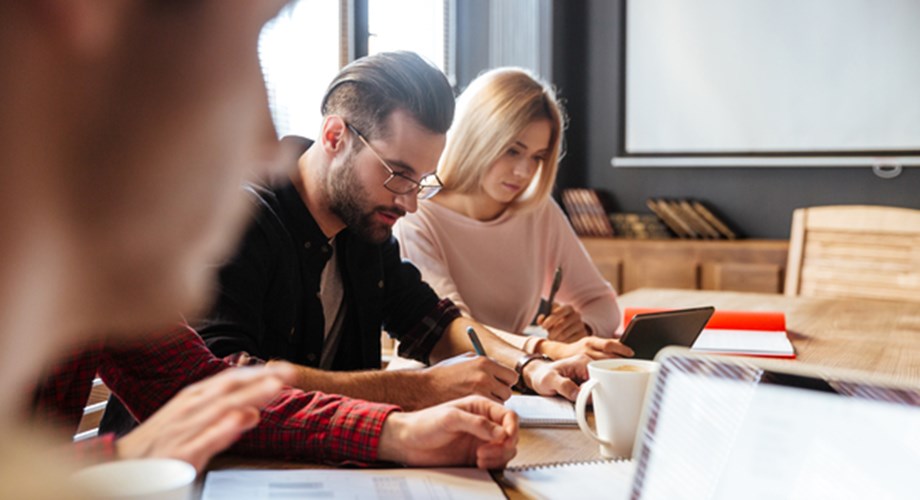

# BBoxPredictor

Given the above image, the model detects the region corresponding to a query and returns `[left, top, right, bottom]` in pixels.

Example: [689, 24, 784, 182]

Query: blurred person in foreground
[0, 1, 516, 495]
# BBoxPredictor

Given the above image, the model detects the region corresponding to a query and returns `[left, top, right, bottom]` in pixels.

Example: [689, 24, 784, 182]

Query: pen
[466, 326, 487, 357]
[543, 266, 563, 316]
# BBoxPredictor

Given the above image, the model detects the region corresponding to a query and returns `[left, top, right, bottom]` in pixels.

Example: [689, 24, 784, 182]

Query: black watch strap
[514, 353, 552, 392]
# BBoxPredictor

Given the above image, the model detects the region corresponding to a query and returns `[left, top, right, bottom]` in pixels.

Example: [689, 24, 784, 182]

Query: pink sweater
[394, 198, 620, 338]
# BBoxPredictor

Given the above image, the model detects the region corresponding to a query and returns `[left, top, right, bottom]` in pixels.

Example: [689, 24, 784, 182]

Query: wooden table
[207, 289, 920, 498]
[618, 288, 920, 384]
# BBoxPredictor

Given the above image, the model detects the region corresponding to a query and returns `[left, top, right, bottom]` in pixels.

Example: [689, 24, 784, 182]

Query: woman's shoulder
[518, 197, 569, 225]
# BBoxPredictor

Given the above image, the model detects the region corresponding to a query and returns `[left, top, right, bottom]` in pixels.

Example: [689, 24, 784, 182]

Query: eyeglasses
[346, 123, 443, 200]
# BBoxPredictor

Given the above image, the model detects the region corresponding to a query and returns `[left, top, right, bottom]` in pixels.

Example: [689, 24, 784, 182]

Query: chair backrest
[74, 377, 110, 442]
[784, 205, 920, 302]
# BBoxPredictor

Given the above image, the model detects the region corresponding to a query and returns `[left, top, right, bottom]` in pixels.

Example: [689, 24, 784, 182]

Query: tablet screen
[619, 307, 715, 359]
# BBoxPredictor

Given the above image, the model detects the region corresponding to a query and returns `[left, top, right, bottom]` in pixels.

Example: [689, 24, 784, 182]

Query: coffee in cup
[604, 364, 649, 373]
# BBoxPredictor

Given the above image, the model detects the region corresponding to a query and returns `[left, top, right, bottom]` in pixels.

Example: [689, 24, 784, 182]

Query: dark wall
[569, 0, 920, 239]
[457, 1, 920, 239]
[455, 0, 490, 89]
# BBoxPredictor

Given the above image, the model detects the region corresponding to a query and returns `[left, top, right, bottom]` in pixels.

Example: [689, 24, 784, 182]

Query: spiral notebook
[501, 459, 634, 500]
[504, 395, 577, 427]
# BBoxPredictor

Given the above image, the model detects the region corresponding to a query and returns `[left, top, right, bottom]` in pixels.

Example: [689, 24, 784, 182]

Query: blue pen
[466, 326, 487, 357]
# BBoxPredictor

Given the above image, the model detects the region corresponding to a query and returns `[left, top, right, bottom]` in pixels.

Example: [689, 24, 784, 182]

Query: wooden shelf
[580, 237, 789, 294]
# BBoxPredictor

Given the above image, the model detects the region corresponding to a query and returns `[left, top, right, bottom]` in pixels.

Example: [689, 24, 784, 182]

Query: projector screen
[619, 0, 920, 167]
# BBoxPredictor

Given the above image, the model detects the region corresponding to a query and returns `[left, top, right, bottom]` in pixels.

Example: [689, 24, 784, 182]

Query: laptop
[629, 347, 920, 499]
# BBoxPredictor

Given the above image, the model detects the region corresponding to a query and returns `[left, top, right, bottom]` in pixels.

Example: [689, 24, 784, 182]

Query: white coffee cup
[575, 358, 659, 459]
[71, 458, 196, 500]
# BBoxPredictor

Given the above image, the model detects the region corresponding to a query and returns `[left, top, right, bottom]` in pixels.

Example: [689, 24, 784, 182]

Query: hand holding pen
[466, 326, 487, 356]
[539, 266, 563, 317]
[537, 266, 590, 342]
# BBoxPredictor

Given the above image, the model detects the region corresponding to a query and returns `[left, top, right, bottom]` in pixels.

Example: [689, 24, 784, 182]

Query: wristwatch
[514, 353, 552, 392]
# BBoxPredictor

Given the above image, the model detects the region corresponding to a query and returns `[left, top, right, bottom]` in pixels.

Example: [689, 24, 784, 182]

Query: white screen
[625, 0, 920, 155]
[640, 372, 920, 499]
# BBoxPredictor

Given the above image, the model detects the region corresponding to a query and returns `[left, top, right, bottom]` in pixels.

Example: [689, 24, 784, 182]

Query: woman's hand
[537, 303, 589, 342]
[538, 336, 633, 361]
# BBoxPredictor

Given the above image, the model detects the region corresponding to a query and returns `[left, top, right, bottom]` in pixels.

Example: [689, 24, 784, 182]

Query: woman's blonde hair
[438, 67, 565, 211]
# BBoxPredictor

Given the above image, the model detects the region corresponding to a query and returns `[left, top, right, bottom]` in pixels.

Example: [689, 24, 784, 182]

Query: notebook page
[502, 460, 635, 500]
[505, 395, 577, 427]
[202, 468, 504, 500]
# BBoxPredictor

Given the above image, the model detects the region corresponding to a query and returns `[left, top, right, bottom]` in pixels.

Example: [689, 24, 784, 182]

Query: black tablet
[619, 306, 715, 360]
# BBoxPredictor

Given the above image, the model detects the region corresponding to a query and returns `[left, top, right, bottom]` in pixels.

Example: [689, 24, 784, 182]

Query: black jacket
[196, 140, 455, 370]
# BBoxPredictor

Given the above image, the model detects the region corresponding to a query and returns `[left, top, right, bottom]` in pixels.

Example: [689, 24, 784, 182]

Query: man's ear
[320, 116, 349, 155]
[34, 0, 135, 57]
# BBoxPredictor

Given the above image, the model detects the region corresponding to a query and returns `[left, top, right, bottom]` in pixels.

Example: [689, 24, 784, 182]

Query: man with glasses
[184, 52, 594, 412]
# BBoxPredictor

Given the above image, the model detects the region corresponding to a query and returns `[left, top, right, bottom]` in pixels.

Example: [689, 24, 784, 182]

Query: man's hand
[419, 353, 517, 407]
[116, 363, 296, 472]
[377, 395, 519, 469]
[537, 303, 589, 342]
[539, 336, 633, 361]
[522, 355, 594, 401]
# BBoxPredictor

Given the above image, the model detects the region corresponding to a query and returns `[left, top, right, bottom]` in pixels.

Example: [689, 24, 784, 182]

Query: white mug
[575, 358, 659, 459]
[71, 458, 196, 500]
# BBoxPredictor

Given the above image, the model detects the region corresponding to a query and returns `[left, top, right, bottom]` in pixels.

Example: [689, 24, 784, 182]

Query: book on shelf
[676, 199, 722, 239]
[561, 188, 614, 237]
[646, 198, 695, 238]
[645, 198, 737, 240]
[691, 200, 737, 239]
[609, 213, 672, 239]
[623, 307, 795, 358]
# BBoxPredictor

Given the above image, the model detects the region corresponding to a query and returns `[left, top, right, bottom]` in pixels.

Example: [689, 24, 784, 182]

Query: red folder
[622, 307, 795, 359]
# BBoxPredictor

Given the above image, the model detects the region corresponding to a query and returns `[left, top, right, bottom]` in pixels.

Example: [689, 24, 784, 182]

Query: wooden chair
[73, 377, 111, 442]
[784, 205, 920, 302]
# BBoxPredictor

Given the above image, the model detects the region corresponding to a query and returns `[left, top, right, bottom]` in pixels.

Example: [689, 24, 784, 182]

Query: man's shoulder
[242, 182, 288, 230]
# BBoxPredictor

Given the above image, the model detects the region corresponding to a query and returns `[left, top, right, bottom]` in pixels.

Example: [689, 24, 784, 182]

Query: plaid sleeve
[72, 433, 118, 463]
[100, 323, 399, 464]
[232, 390, 399, 465]
[395, 298, 461, 364]
[98, 323, 227, 422]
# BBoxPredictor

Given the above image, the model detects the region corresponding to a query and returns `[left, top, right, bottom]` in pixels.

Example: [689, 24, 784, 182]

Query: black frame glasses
[345, 123, 443, 200]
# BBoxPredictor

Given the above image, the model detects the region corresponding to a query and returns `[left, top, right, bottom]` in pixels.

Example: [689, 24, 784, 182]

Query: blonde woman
[394, 68, 626, 361]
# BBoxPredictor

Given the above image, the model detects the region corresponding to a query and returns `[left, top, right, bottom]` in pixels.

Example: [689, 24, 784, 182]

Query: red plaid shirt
[33, 324, 399, 464]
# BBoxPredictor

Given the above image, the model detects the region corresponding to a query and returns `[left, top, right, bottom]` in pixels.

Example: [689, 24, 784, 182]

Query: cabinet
[580, 238, 789, 294]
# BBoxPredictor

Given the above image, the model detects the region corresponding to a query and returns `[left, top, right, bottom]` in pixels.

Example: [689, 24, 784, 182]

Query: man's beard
[328, 156, 405, 244]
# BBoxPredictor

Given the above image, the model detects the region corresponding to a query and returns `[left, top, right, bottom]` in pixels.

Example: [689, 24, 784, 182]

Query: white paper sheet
[202, 467, 504, 500]
[692, 328, 794, 357]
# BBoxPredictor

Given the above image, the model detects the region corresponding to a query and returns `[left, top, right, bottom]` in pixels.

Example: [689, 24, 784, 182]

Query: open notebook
[503, 347, 920, 499]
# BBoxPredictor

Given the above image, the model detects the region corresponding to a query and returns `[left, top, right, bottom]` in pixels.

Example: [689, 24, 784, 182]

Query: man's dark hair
[321, 51, 455, 140]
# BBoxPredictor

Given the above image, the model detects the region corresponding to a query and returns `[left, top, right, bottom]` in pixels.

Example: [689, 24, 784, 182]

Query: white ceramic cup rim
[72, 458, 196, 497]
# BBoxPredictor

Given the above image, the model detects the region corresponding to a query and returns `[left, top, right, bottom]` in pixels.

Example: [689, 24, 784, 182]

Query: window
[259, 0, 454, 140]
[367, 0, 453, 82]
[259, 0, 343, 139]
